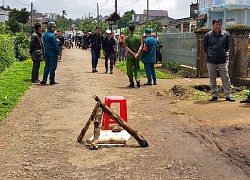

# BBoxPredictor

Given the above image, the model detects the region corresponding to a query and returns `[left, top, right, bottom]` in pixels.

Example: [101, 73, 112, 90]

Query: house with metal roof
[199, 0, 250, 28]
[132, 9, 168, 24]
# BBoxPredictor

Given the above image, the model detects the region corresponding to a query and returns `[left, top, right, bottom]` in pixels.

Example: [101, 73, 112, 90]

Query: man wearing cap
[41, 22, 60, 85]
[124, 24, 142, 88]
[102, 30, 116, 74]
[30, 22, 44, 83]
[88, 27, 104, 73]
[141, 28, 158, 85]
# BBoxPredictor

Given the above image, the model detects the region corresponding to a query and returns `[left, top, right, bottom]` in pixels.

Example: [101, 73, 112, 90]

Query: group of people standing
[88, 27, 127, 74]
[88, 25, 159, 88]
[30, 22, 62, 85]
[29, 19, 250, 103]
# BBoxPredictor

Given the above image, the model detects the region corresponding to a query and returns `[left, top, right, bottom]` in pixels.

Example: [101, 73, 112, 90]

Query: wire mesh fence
[162, 32, 197, 68]
[161, 29, 250, 87]
[227, 28, 250, 87]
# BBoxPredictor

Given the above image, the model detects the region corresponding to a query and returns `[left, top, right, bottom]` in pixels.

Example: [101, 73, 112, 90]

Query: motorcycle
[65, 38, 73, 49]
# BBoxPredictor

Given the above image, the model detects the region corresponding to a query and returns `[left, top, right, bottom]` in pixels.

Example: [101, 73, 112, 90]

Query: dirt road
[0, 48, 249, 179]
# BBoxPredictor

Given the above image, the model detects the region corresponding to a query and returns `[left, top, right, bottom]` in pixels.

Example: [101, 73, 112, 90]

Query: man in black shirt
[56, 30, 64, 61]
[102, 30, 116, 74]
[30, 22, 44, 83]
[88, 27, 104, 73]
[204, 17, 235, 102]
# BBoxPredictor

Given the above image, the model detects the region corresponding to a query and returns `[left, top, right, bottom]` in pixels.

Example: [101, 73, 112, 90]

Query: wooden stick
[86, 139, 127, 145]
[91, 107, 103, 149]
[77, 103, 100, 142]
[93, 95, 149, 147]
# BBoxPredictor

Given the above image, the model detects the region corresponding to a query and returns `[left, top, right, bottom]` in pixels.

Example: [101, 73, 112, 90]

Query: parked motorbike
[65, 38, 73, 49]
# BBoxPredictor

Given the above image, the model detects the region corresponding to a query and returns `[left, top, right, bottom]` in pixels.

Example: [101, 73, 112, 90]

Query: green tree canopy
[55, 16, 74, 33]
[120, 10, 135, 23]
[8, 8, 30, 24]
[6, 18, 22, 33]
[141, 21, 164, 34]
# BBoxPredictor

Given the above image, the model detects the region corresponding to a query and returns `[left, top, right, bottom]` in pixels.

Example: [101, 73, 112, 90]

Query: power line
[33, 4, 39, 13]
[121, 0, 140, 8]
[155, 0, 161, 11]
[100, 0, 109, 7]
[9, 0, 29, 6]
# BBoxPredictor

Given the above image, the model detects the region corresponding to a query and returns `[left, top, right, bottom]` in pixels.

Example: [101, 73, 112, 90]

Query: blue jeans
[91, 49, 100, 70]
[42, 53, 58, 84]
[144, 63, 156, 83]
[119, 47, 126, 62]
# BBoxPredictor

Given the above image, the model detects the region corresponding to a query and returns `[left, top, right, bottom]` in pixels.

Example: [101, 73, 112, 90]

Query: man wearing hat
[102, 29, 116, 74]
[141, 28, 158, 85]
[41, 22, 60, 85]
[124, 24, 142, 88]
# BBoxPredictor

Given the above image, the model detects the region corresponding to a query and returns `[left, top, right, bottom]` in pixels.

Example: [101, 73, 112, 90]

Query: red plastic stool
[102, 96, 128, 130]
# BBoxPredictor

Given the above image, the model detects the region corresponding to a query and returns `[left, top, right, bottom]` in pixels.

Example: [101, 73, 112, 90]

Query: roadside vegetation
[116, 61, 171, 79]
[0, 8, 38, 121]
[0, 60, 44, 121]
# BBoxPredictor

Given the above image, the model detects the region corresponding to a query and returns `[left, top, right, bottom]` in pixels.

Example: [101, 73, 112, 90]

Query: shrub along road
[0, 48, 249, 179]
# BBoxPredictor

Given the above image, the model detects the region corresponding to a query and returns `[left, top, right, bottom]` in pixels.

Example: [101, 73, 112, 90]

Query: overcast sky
[4, 0, 197, 19]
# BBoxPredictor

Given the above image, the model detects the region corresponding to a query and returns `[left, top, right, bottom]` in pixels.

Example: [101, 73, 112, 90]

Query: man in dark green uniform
[124, 24, 142, 88]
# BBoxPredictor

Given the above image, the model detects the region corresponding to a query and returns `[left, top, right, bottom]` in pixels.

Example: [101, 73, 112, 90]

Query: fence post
[226, 28, 250, 87]
[195, 29, 211, 78]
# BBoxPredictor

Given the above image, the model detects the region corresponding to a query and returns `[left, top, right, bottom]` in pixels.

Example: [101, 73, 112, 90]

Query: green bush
[116, 61, 170, 79]
[0, 22, 11, 34]
[14, 32, 30, 62]
[164, 61, 181, 73]
[0, 34, 16, 72]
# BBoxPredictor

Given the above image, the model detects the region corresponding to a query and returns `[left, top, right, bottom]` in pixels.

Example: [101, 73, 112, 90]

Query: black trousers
[105, 52, 115, 71]
[32, 60, 41, 82]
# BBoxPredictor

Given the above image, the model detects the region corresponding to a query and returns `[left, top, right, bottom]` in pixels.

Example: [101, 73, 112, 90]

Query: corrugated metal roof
[143, 10, 168, 17]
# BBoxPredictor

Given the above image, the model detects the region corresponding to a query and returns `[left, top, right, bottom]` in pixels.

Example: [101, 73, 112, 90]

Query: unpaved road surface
[0, 48, 250, 180]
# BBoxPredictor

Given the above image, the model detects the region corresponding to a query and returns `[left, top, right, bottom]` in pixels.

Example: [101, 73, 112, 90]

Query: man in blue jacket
[41, 22, 60, 85]
[141, 28, 158, 85]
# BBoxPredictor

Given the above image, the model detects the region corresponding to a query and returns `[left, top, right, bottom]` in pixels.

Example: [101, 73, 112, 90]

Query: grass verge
[0, 59, 44, 121]
[116, 61, 171, 79]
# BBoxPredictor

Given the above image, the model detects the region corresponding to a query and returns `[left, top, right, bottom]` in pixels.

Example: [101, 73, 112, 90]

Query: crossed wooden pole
[77, 95, 149, 149]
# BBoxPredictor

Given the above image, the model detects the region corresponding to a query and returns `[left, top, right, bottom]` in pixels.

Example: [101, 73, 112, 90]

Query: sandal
[240, 99, 250, 103]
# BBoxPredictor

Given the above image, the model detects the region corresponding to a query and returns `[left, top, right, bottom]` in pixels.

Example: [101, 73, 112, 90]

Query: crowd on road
[29, 19, 250, 103]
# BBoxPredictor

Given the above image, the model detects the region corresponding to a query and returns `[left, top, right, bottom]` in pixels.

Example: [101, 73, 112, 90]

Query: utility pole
[97, 3, 99, 27]
[31, 2, 33, 25]
[196, 0, 199, 28]
[115, 0, 117, 13]
[146, 0, 149, 23]
[2, 0, 5, 8]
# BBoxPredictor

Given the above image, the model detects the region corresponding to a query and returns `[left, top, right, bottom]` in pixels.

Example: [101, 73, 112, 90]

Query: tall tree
[8, 8, 30, 24]
[121, 10, 135, 23]
[55, 16, 73, 32]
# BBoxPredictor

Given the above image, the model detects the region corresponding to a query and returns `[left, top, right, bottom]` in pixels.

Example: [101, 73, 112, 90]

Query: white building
[0, 10, 10, 23]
